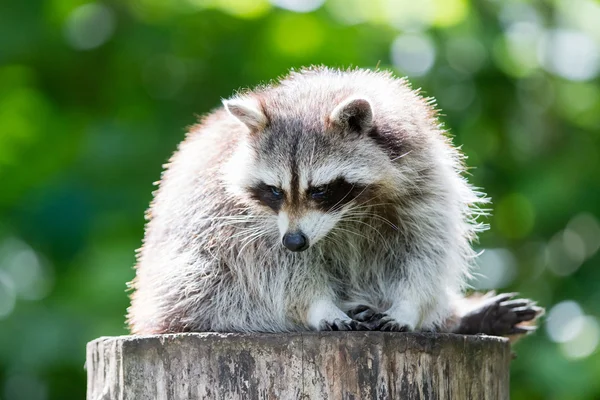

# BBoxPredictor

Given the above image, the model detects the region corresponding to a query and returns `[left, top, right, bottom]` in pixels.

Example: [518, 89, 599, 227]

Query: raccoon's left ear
[223, 96, 268, 134]
[328, 97, 373, 136]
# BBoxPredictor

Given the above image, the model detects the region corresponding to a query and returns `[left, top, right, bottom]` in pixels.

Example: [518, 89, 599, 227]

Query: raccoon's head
[222, 94, 400, 252]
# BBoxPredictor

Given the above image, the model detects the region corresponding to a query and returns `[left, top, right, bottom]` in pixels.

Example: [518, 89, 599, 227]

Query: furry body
[128, 67, 539, 335]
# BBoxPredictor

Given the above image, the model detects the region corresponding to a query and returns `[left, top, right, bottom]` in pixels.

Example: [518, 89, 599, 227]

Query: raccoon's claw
[319, 318, 370, 331]
[509, 325, 538, 335]
[319, 318, 347, 331]
[457, 293, 544, 336]
[347, 306, 413, 331]
[378, 316, 410, 332]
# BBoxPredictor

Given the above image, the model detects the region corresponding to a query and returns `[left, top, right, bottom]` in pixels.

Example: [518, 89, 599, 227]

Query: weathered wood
[86, 332, 510, 400]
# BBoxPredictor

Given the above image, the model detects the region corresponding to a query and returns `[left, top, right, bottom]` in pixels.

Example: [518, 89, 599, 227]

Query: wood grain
[86, 332, 510, 400]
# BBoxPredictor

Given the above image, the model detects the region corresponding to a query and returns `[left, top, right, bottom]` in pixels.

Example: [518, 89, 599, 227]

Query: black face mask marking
[308, 177, 367, 212]
[248, 182, 285, 211]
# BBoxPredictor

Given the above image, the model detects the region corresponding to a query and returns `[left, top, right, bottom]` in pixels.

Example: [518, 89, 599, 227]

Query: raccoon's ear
[223, 96, 268, 134]
[328, 97, 373, 136]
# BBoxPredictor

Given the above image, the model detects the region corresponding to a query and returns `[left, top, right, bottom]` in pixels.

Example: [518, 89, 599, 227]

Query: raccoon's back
[142, 109, 244, 253]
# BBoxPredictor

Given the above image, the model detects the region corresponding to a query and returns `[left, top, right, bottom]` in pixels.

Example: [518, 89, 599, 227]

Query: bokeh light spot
[213, 0, 271, 19]
[384, 0, 434, 32]
[546, 300, 584, 343]
[560, 316, 600, 360]
[325, 0, 368, 25]
[391, 34, 436, 77]
[567, 212, 600, 259]
[64, 3, 116, 51]
[538, 29, 600, 81]
[505, 22, 542, 73]
[432, 0, 467, 27]
[0, 270, 16, 319]
[562, 229, 587, 265]
[0, 237, 54, 301]
[270, 0, 324, 13]
[545, 230, 585, 276]
[493, 3, 543, 78]
[560, 0, 600, 40]
[499, 2, 542, 30]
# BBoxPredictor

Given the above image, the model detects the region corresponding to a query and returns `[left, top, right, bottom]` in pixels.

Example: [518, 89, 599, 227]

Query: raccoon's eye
[248, 183, 284, 211]
[268, 186, 284, 199]
[309, 185, 328, 199]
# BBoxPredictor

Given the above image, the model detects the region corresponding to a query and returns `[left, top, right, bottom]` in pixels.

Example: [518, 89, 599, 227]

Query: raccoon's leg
[377, 300, 421, 332]
[347, 281, 450, 332]
[371, 248, 458, 331]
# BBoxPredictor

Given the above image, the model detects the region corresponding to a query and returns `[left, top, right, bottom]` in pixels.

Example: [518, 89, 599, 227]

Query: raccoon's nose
[282, 232, 309, 252]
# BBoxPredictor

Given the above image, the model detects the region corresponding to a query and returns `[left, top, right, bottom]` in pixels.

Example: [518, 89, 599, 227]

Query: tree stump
[86, 332, 510, 400]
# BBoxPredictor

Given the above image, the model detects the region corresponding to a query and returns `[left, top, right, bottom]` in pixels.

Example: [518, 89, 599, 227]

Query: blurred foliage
[1, 0, 600, 399]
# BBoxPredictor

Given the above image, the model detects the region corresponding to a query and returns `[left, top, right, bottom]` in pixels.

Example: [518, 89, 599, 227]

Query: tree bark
[86, 332, 510, 400]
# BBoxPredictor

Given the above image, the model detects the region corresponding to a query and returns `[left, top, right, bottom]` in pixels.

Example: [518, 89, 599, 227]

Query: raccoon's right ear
[223, 96, 268, 134]
[328, 96, 373, 136]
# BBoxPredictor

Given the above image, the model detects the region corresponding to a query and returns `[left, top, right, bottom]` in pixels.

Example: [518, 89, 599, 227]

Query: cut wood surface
[86, 332, 510, 400]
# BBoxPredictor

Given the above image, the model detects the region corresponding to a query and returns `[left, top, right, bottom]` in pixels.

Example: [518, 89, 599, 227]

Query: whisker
[331, 226, 373, 243]
[390, 150, 413, 162]
[344, 200, 397, 211]
[325, 183, 357, 213]
[342, 212, 398, 230]
[338, 218, 395, 253]
[329, 229, 360, 254]
[237, 230, 270, 258]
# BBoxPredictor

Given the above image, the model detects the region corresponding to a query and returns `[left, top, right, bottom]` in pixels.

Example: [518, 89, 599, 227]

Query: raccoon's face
[224, 95, 394, 252]
[246, 168, 372, 252]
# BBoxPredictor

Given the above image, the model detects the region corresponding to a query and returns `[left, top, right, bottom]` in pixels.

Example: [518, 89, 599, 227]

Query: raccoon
[127, 67, 542, 335]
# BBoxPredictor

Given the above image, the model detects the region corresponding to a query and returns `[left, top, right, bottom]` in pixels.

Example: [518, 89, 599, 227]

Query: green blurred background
[1, 0, 600, 398]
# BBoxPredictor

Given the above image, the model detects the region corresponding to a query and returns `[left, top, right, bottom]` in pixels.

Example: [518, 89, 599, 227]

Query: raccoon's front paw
[318, 318, 370, 331]
[347, 305, 382, 322]
[376, 302, 419, 332]
[347, 305, 387, 330]
[375, 315, 412, 332]
[458, 293, 544, 336]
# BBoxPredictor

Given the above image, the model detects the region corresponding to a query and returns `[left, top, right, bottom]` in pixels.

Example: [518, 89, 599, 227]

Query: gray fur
[127, 67, 490, 334]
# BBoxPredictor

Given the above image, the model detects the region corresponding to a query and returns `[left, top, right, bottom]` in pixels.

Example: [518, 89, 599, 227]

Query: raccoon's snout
[282, 231, 309, 252]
